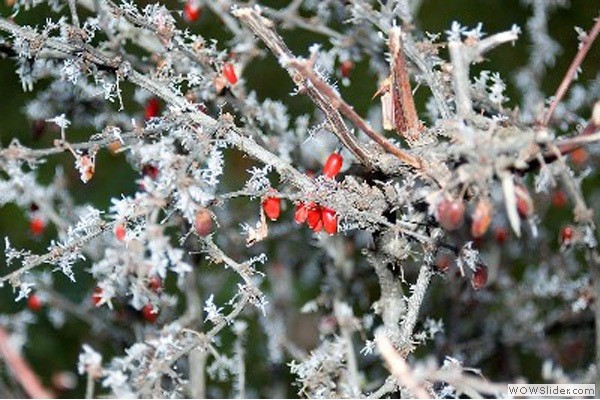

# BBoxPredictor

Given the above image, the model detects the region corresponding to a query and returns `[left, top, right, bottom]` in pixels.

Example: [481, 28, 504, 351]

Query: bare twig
[541, 15, 600, 126]
[0, 327, 54, 398]
[374, 331, 430, 399]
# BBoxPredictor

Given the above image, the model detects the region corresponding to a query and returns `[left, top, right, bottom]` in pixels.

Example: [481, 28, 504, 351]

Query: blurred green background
[0, 0, 599, 397]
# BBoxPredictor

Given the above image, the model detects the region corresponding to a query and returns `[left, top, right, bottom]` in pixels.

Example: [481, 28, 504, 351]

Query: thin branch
[0, 327, 54, 399]
[374, 331, 430, 399]
[232, 7, 374, 169]
[541, 15, 600, 126]
[288, 58, 422, 169]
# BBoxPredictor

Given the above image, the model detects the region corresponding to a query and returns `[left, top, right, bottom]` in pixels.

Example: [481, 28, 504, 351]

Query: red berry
[183, 1, 201, 22]
[340, 60, 354, 78]
[142, 164, 159, 179]
[323, 153, 343, 179]
[27, 294, 42, 312]
[149, 276, 163, 293]
[471, 265, 488, 290]
[92, 287, 103, 307]
[294, 202, 308, 224]
[551, 190, 568, 208]
[262, 195, 281, 221]
[307, 203, 322, 231]
[114, 223, 126, 241]
[570, 147, 589, 166]
[142, 304, 158, 323]
[493, 226, 508, 244]
[223, 63, 238, 85]
[435, 254, 452, 273]
[30, 217, 45, 236]
[560, 226, 575, 244]
[144, 98, 160, 120]
[515, 185, 534, 218]
[194, 208, 213, 236]
[436, 198, 465, 231]
[321, 207, 338, 235]
[471, 199, 493, 238]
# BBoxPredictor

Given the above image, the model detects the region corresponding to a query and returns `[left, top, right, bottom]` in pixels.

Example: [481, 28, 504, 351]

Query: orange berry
[471, 199, 493, 238]
[570, 147, 589, 166]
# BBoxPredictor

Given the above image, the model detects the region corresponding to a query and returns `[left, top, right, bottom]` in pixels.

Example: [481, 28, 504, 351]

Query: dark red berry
[471, 265, 488, 290]
[142, 164, 159, 179]
[493, 226, 508, 244]
[144, 98, 160, 120]
[340, 60, 354, 78]
[92, 287, 103, 307]
[560, 226, 575, 244]
[436, 198, 465, 231]
[142, 304, 158, 323]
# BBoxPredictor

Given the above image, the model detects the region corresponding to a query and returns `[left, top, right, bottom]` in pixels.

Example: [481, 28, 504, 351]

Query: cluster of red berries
[260, 153, 343, 235]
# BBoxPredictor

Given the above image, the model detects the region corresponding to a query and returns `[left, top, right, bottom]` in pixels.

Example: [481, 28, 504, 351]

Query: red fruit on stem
[435, 254, 452, 273]
[493, 226, 508, 244]
[114, 223, 126, 241]
[436, 198, 465, 231]
[27, 294, 42, 312]
[515, 185, 533, 218]
[307, 204, 322, 231]
[560, 226, 575, 244]
[92, 287, 103, 307]
[194, 208, 213, 236]
[294, 202, 308, 224]
[223, 63, 238, 85]
[142, 164, 159, 179]
[262, 196, 281, 221]
[340, 60, 354, 78]
[183, 0, 201, 22]
[471, 199, 493, 238]
[30, 217, 45, 236]
[570, 147, 589, 166]
[321, 207, 338, 235]
[551, 190, 568, 208]
[142, 304, 158, 323]
[323, 153, 343, 179]
[472, 265, 488, 290]
[149, 276, 163, 293]
[144, 98, 160, 120]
